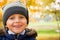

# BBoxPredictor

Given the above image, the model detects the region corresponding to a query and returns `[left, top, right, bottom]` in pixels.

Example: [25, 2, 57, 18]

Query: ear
[4, 25, 9, 31]
[5, 25, 8, 27]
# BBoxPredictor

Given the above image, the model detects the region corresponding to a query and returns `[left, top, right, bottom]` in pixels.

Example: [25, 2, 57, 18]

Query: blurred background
[0, 0, 60, 40]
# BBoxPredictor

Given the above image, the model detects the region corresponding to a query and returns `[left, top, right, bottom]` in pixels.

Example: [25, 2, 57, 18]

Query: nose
[15, 18, 20, 23]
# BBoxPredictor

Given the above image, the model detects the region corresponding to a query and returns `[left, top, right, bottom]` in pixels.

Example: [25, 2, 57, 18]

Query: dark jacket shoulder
[0, 28, 6, 36]
[25, 28, 37, 38]
[0, 28, 37, 40]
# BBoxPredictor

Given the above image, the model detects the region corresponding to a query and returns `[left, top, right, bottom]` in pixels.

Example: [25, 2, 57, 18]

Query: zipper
[15, 39, 17, 40]
[14, 34, 19, 40]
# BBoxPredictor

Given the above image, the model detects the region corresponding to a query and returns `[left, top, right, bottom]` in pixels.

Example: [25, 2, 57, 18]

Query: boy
[0, 1, 37, 40]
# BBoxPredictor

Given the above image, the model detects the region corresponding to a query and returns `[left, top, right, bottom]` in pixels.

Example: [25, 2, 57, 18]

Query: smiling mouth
[13, 25, 22, 28]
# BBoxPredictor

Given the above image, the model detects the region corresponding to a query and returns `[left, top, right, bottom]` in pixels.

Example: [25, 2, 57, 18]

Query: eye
[9, 17, 14, 20]
[19, 16, 25, 19]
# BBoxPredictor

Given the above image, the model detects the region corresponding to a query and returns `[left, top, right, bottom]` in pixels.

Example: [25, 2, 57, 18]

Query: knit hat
[2, 1, 29, 26]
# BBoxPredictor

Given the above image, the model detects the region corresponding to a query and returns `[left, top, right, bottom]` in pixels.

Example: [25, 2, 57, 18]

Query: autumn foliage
[0, 7, 3, 27]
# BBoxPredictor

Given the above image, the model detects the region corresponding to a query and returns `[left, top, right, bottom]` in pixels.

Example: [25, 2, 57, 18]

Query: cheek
[6, 20, 13, 27]
[21, 19, 27, 28]
[21, 19, 27, 24]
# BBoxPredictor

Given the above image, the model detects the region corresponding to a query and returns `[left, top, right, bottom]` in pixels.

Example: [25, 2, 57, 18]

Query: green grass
[36, 29, 60, 40]
[36, 29, 59, 34]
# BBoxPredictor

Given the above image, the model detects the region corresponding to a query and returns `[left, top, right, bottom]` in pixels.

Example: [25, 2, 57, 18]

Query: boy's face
[6, 14, 27, 34]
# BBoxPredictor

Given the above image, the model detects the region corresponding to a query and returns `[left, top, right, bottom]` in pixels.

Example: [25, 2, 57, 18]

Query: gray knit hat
[2, 1, 29, 26]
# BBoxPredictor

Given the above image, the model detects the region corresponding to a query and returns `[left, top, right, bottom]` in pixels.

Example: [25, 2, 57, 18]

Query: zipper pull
[15, 39, 17, 40]
[14, 34, 17, 40]
[14, 34, 19, 40]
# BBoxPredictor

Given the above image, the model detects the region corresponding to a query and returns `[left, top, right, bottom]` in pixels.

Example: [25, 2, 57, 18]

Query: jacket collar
[8, 30, 25, 35]
[5, 30, 26, 40]
[5, 29, 26, 40]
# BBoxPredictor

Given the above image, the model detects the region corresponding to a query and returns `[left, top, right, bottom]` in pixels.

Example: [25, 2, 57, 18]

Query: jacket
[0, 28, 37, 40]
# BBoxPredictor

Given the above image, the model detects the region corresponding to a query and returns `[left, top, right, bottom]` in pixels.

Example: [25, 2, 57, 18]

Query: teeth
[14, 25, 22, 28]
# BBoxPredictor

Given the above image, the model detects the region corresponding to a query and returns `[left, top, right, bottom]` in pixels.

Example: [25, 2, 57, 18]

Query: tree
[0, 0, 7, 7]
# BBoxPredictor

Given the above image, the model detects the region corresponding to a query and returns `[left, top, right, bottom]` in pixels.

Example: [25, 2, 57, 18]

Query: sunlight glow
[0, 0, 3, 2]
[45, 6, 49, 10]
[39, 2, 43, 5]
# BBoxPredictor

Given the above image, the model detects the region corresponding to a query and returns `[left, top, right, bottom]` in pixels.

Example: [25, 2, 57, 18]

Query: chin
[14, 31, 22, 34]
